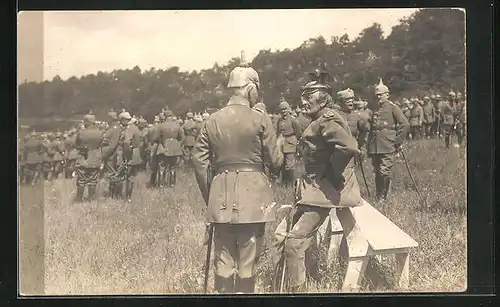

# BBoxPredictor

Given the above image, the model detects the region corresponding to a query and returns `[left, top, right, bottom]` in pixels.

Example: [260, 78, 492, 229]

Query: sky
[17, 9, 418, 83]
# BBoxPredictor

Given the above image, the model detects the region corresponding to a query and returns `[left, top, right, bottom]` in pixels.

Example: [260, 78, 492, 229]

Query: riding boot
[382, 177, 391, 201]
[74, 185, 85, 203]
[445, 135, 450, 148]
[214, 274, 235, 294]
[149, 171, 157, 188]
[114, 182, 123, 199]
[164, 170, 170, 187]
[87, 185, 97, 202]
[126, 182, 134, 202]
[234, 276, 255, 294]
[170, 170, 176, 187]
[375, 175, 384, 201]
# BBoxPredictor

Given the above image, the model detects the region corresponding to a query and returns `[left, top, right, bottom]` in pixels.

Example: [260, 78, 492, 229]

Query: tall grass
[21, 139, 466, 295]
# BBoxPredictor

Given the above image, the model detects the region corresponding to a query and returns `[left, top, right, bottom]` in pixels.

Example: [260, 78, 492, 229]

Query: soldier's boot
[214, 274, 235, 294]
[445, 135, 450, 148]
[149, 172, 157, 188]
[164, 170, 171, 187]
[114, 183, 123, 199]
[170, 170, 176, 187]
[126, 182, 134, 203]
[87, 185, 97, 202]
[74, 186, 85, 203]
[375, 175, 384, 201]
[235, 276, 255, 294]
[382, 177, 391, 201]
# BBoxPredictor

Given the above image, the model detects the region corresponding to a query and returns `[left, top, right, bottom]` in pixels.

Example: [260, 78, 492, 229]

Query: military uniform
[358, 79, 409, 201]
[74, 115, 103, 202]
[273, 72, 360, 292]
[150, 112, 184, 187]
[51, 134, 66, 179]
[115, 115, 143, 201]
[182, 114, 197, 164]
[21, 132, 44, 185]
[432, 96, 445, 137]
[64, 131, 80, 178]
[296, 112, 311, 133]
[101, 112, 124, 198]
[41, 136, 55, 180]
[422, 97, 436, 138]
[192, 56, 283, 294]
[409, 102, 424, 140]
[441, 95, 462, 147]
[276, 102, 302, 185]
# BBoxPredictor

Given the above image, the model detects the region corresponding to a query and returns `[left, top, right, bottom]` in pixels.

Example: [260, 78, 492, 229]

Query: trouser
[23, 163, 42, 185]
[213, 223, 265, 293]
[111, 163, 138, 200]
[422, 123, 433, 138]
[157, 155, 179, 187]
[370, 153, 395, 200]
[74, 166, 99, 202]
[410, 126, 422, 140]
[273, 205, 331, 290]
[65, 159, 76, 178]
[282, 152, 296, 185]
[443, 124, 463, 147]
[148, 155, 159, 186]
[182, 146, 193, 164]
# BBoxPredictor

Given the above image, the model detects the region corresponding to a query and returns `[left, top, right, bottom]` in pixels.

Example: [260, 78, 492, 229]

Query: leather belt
[214, 162, 264, 175]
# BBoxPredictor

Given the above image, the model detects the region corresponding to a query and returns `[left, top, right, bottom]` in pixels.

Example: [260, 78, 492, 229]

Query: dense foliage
[18, 9, 465, 121]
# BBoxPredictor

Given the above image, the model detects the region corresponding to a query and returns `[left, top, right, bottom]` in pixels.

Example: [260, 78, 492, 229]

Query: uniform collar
[228, 95, 251, 107]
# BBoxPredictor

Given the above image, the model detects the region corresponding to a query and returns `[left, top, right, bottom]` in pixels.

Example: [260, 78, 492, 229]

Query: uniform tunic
[277, 115, 302, 171]
[151, 118, 184, 169]
[192, 95, 283, 280]
[182, 119, 197, 162]
[75, 126, 103, 187]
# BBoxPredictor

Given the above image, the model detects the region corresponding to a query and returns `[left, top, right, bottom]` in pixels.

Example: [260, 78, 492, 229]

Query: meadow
[19, 138, 467, 295]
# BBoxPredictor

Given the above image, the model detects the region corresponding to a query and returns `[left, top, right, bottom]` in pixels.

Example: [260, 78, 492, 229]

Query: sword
[203, 165, 215, 293]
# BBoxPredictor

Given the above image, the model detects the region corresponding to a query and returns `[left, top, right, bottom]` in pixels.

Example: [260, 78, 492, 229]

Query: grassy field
[19, 138, 467, 295]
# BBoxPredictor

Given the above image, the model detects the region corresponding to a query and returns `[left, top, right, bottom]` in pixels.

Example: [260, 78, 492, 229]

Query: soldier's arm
[261, 114, 284, 172]
[356, 110, 371, 152]
[292, 118, 302, 139]
[322, 119, 359, 178]
[191, 124, 212, 205]
[392, 105, 410, 145]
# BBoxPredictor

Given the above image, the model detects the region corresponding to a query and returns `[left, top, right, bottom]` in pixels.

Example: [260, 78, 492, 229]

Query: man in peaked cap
[409, 97, 424, 140]
[182, 111, 197, 165]
[422, 96, 436, 139]
[101, 109, 123, 199]
[336, 88, 365, 139]
[276, 100, 302, 186]
[74, 113, 103, 202]
[192, 51, 283, 294]
[150, 109, 184, 187]
[358, 78, 409, 202]
[273, 70, 361, 292]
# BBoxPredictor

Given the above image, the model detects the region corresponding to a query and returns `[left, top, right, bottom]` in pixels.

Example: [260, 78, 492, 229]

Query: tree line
[18, 8, 465, 122]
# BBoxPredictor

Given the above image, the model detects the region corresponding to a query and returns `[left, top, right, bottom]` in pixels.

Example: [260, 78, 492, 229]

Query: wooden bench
[317, 199, 418, 291]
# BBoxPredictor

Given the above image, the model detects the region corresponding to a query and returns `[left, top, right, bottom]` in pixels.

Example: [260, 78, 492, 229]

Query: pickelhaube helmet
[227, 51, 260, 89]
[423, 96, 430, 101]
[374, 77, 389, 95]
[448, 91, 456, 97]
[83, 114, 96, 123]
[430, 94, 437, 100]
[119, 112, 132, 120]
[186, 112, 194, 118]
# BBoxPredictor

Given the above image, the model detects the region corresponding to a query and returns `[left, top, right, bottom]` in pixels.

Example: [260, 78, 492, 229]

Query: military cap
[83, 114, 96, 123]
[301, 69, 331, 95]
[279, 101, 290, 110]
[253, 102, 267, 113]
[163, 109, 173, 117]
[337, 88, 355, 100]
[423, 96, 430, 101]
[430, 94, 437, 100]
[448, 91, 456, 97]
[435, 94, 442, 99]
[374, 77, 389, 95]
[119, 112, 132, 120]
[227, 51, 260, 89]
[186, 112, 194, 118]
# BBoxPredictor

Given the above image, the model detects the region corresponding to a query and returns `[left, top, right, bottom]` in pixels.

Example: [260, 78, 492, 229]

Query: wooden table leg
[341, 256, 369, 292]
[395, 252, 410, 289]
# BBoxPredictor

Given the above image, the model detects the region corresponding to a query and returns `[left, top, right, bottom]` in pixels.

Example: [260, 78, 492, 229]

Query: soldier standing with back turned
[358, 78, 409, 202]
[192, 52, 283, 294]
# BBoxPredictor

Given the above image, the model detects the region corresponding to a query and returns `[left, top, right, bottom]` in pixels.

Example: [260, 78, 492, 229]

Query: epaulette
[322, 110, 337, 119]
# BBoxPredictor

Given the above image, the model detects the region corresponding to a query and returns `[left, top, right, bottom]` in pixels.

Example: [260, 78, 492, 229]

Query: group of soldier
[17, 53, 467, 294]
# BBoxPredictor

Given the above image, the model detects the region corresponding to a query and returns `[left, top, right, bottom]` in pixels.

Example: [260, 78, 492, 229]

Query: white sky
[18, 9, 418, 83]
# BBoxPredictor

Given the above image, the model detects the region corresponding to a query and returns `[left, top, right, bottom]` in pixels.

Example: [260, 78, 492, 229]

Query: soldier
[74, 113, 103, 202]
[442, 91, 462, 148]
[336, 88, 363, 139]
[116, 111, 143, 202]
[147, 115, 162, 187]
[41, 133, 55, 181]
[296, 108, 311, 133]
[150, 109, 184, 187]
[276, 100, 302, 186]
[51, 132, 66, 179]
[192, 53, 283, 294]
[421, 96, 436, 139]
[137, 118, 150, 171]
[358, 78, 409, 201]
[21, 132, 44, 185]
[101, 109, 123, 198]
[182, 112, 197, 165]
[273, 70, 360, 292]
[409, 98, 424, 140]
[457, 93, 466, 141]
[64, 129, 79, 178]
